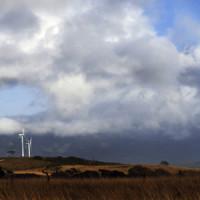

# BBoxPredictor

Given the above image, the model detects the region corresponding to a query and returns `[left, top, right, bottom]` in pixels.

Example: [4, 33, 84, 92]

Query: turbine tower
[18, 129, 25, 157]
[26, 138, 32, 158]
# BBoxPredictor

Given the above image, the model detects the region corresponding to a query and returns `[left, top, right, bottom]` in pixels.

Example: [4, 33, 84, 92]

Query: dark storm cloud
[1, 132, 200, 164]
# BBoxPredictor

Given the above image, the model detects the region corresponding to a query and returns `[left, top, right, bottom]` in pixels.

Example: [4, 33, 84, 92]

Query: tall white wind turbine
[18, 129, 25, 157]
[26, 138, 32, 158]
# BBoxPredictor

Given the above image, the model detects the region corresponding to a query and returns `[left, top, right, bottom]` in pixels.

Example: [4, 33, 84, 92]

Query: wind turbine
[18, 129, 25, 157]
[26, 138, 32, 158]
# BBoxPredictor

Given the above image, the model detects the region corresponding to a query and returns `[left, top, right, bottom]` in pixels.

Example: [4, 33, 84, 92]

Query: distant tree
[7, 150, 16, 157]
[160, 161, 169, 166]
[33, 156, 43, 160]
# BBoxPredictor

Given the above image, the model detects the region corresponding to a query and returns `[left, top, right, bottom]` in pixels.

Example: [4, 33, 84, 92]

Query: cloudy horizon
[0, 0, 200, 158]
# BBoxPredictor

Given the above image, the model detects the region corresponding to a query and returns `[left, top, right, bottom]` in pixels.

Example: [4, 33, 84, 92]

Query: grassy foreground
[0, 177, 200, 200]
[1, 157, 200, 199]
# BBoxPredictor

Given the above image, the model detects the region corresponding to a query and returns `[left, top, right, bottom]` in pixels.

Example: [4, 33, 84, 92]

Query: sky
[0, 0, 200, 162]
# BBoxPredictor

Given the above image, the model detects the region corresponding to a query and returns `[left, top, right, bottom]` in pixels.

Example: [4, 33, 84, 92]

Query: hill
[0, 156, 117, 171]
[1, 156, 200, 178]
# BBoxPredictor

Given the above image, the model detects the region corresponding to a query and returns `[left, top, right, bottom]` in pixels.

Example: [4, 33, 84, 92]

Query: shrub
[73, 170, 100, 178]
[0, 167, 5, 178]
[65, 168, 80, 176]
[52, 168, 81, 178]
[177, 170, 185, 177]
[154, 168, 171, 177]
[128, 165, 154, 178]
[33, 156, 43, 160]
[99, 169, 126, 178]
[160, 161, 169, 166]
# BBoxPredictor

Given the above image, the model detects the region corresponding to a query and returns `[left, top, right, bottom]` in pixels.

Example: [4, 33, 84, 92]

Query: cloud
[44, 74, 93, 117]
[0, 118, 21, 134]
[168, 15, 200, 49]
[0, 0, 199, 138]
[0, 6, 39, 36]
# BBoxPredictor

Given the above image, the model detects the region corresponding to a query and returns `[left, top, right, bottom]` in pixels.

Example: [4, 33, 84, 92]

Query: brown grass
[0, 158, 50, 171]
[13, 163, 200, 177]
[0, 157, 198, 176]
[1, 158, 200, 199]
[55, 163, 199, 174]
[0, 177, 200, 199]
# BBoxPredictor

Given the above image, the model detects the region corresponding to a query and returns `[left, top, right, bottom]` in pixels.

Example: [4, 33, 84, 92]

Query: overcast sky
[0, 0, 200, 143]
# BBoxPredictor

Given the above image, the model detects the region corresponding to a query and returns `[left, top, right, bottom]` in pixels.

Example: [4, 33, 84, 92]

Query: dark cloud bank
[1, 132, 200, 165]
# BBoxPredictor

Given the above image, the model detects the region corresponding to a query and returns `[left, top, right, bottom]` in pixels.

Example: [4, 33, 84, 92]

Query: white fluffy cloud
[45, 74, 93, 117]
[0, 118, 22, 134]
[0, 0, 199, 138]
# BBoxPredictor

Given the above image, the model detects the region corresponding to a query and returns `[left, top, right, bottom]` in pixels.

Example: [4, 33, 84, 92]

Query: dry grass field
[60, 163, 195, 174]
[0, 157, 200, 199]
[14, 163, 200, 177]
[0, 177, 200, 200]
[0, 158, 50, 171]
